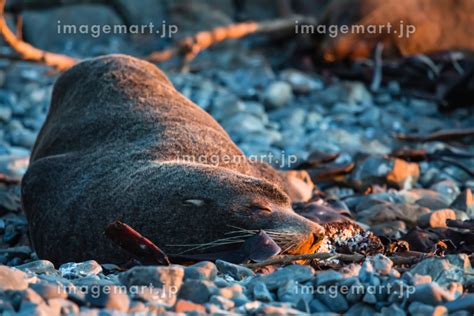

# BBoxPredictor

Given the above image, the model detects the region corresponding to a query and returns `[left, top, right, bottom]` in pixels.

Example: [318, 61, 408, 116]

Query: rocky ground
[1, 1, 474, 315]
[0, 48, 473, 314]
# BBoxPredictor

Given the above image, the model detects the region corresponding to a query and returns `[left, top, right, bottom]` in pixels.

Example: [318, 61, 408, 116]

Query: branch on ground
[146, 15, 317, 65]
[0, 0, 315, 72]
[395, 128, 474, 143]
[0, 0, 77, 70]
[245, 251, 433, 269]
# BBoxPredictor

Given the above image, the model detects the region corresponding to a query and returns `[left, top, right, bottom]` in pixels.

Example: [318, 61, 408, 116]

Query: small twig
[245, 251, 434, 269]
[245, 252, 365, 269]
[0, 0, 77, 70]
[412, 54, 441, 79]
[145, 15, 317, 66]
[437, 157, 474, 177]
[449, 51, 465, 75]
[395, 128, 474, 142]
[370, 42, 383, 92]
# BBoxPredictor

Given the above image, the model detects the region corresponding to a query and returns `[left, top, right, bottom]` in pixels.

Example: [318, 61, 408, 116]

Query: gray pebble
[118, 265, 184, 306]
[85, 285, 129, 312]
[185, 261, 217, 281]
[256, 264, 314, 290]
[277, 280, 312, 305]
[409, 283, 453, 305]
[59, 260, 102, 279]
[280, 69, 323, 94]
[444, 294, 474, 313]
[345, 302, 377, 315]
[263, 81, 293, 109]
[309, 299, 331, 313]
[16, 260, 56, 275]
[252, 282, 273, 302]
[315, 290, 349, 313]
[215, 260, 255, 280]
[178, 280, 216, 304]
[408, 301, 447, 315]
[315, 270, 343, 286]
[29, 282, 67, 300]
[209, 295, 235, 310]
[0, 266, 30, 291]
[381, 303, 407, 316]
[430, 179, 460, 204]
[47, 298, 80, 315]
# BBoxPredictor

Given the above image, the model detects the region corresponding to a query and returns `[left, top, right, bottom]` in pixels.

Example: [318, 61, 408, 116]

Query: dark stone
[215, 260, 255, 280]
[178, 280, 216, 304]
[85, 285, 130, 312]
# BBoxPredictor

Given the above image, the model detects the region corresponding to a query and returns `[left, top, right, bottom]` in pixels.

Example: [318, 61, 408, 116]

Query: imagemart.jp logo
[295, 282, 416, 299]
[295, 20, 416, 38]
[57, 20, 179, 38]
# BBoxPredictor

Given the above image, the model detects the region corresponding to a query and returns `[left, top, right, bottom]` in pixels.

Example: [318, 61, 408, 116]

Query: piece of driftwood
[145, 15, 316, 69]
[245, 250, 434, 269]
[105, 221, 170, 265]
[244, 252, 365, 269]
[0, 0, 77, 70]
[0, 0, 316, 71]
[395, 128, 474, 143]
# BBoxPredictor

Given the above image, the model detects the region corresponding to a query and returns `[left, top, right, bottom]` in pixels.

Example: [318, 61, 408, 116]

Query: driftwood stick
[245, 251, 433, 269]
[395, 128, 474, 143]
[0, 5, 315, 71]
[245, 252, 365, 269]
[0, 0, 77, 70]
[146, 15, 316, 64]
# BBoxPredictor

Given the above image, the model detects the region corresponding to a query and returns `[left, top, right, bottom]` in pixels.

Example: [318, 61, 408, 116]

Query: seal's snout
[289, 217, 325, 255]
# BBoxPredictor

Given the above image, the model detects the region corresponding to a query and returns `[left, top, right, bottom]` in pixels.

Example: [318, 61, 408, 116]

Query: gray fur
[21, 54, 324, 265]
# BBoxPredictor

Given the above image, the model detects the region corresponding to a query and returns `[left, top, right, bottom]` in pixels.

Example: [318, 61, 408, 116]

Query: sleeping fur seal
[21, 54, 324, 265]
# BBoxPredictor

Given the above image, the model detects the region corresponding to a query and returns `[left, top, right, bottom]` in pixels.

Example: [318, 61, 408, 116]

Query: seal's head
[140, 162, 325, 256]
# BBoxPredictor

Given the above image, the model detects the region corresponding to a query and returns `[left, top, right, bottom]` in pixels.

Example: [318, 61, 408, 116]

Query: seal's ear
[183, 199, 206, 207]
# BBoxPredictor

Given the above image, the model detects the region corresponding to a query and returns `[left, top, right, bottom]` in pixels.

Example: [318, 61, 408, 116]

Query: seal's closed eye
[183, 199, 206, 207]
[250, 205, 272, 213]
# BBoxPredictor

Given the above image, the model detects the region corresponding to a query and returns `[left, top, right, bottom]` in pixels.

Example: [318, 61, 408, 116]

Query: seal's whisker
[225, 225, 264, 234]
[167, 235, 250, 247]
[182, 241, 245, 252]
[172, 239, 246, 254]
[261, 230, 293, 236]
[166, 234, 251, 253]
[282, 243, 296, 254]
[223, 231, 256, 237]
[189, 240, 246, 251]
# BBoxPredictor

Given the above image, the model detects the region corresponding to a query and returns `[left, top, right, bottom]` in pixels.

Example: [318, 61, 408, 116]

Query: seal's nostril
[311, 233, 321, 248]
